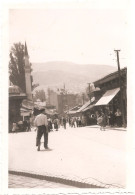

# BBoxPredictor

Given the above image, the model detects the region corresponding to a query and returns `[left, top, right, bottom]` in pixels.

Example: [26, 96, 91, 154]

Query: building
[93, 67, 127, 125]
[73, 67, 127, 126]
[9, 85, 27, 132]
[48, 89, 77, 114]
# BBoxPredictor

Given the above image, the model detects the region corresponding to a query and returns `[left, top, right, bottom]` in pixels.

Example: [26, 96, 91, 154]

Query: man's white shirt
[34, 113, 48, 127]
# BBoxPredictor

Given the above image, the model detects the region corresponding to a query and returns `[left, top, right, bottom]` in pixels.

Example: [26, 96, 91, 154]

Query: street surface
[9, 125, 127, 188]
[9, 174, 77, 188]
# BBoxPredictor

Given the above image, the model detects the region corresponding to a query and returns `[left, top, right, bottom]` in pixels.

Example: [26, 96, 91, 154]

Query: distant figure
[78, 117, 82, 127]
[23, 120, 28, 131]
[76, 117, 79, 127]
[71, 117, 75, 128]
[48, 118, 53, 132]
[97, 112, 107, 131]
[53, 118, 59, 131]
[81, 115, 86, 127]
[34, 108, 49, 151]
[115, 109, 122, 127]
[12, 122, 17, 133]
[108, 110, 114, 126]
[27, 119, 31, 131]
[68, 117, 71, 127]
[17, 120, 23, 131]
[63, 117, 67, 129]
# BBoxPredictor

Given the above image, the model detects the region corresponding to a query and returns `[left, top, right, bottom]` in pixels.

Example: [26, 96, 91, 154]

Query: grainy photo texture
[7, 2, 130, 192]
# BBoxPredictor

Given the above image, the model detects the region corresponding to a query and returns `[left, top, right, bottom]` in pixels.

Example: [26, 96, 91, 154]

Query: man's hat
[34, 105, 45, 111]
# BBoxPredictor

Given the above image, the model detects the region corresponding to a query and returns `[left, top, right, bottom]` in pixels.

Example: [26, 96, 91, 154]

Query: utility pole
[114, 50, 126, 127]
[88, 83, 91, 103]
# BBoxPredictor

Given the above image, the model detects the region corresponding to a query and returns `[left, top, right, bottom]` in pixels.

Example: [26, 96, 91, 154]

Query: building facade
[9, 85, 27, 132]
[75, 67, 127, 127]
[48, 89, 77, 114]
[93, 67, 127, 125]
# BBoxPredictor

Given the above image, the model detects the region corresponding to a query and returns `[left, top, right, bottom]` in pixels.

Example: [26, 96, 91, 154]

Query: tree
[32, 83, 39, 91]
[9, 42, 26, 92]
[33, 90, 46, 102]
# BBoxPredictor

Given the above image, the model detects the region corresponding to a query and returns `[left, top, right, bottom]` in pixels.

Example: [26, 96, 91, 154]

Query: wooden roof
[94, 67, 127, 86]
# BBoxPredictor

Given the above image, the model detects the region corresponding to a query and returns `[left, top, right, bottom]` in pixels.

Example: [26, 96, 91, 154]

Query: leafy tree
[33, 89, 46, 102]
[9, 42, 27, 92]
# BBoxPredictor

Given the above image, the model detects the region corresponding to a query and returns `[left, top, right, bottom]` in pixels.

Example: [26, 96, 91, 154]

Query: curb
[9, 170, 104, 188]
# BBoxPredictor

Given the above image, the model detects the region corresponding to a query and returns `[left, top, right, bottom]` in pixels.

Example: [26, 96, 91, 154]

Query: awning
[22, 99, 34, 109]
[82, 104, 95, 112]
[20, 107, 31, 116]
[77, 97, 96, 113]
[68, 110, 79, 115]
[67, 105, 82, 114]
[77, 100, 91, 112]
[95, 87, 120, 106]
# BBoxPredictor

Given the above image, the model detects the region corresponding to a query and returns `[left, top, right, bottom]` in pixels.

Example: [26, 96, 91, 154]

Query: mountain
[32, 61, 117, 93]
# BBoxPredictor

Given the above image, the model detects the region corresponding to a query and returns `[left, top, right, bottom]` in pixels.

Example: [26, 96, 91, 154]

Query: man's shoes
[37, 144, 40, 151]
[44, 146, 49, 149]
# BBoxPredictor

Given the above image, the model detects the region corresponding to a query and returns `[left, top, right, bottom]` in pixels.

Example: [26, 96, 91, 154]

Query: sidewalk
[9, 174, 77, 188]
[9, 126, 126, 189]
[86, 125, 127, 131]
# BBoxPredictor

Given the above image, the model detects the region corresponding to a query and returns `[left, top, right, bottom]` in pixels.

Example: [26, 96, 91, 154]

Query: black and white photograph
[1, 0, 135, 194]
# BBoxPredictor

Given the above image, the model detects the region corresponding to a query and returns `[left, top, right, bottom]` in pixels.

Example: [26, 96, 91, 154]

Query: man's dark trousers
[36, 125, 48, 148]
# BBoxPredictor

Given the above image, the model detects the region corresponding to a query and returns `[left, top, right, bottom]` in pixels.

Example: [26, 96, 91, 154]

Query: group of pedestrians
[47, 117, 67, 131]
[69, 117, 82, 128]
[18, 106, 123, 151]
[34, 108, 91, 151]
[96, 108, 123, 131]
[12, 119, 31, 133]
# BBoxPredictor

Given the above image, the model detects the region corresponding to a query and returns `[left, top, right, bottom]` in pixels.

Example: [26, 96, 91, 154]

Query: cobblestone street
[9, 174, 77, 188]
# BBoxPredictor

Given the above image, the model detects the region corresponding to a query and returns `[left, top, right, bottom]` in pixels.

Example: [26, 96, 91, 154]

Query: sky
[9, 0, 131, 68]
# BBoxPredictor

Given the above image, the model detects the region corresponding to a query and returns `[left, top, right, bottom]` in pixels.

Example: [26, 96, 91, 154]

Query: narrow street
[9, 125, 127, 188]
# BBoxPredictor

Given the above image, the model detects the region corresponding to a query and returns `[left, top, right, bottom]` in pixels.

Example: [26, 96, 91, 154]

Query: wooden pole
[114, 50, 126, 127]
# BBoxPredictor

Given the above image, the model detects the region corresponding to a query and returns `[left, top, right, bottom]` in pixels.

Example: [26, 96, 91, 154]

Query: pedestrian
[68, 117, 71, 127]
[27, 119, 31, 131]
[63, 117, 66, 129]
[53, 118, 59, 131]
[48, 118, 53, 132]
[78, 117, 82, 127]
[115, 108, 122, 127]
[12, 122, 18, 133]
[23, 120, 28, 131]
[108, 110, 114, 127]
[97, 112, 107, 131]
[34, 108, 49, 151]
[82, 115, 86, 127]
[17, 120, 23, 132]
[76, 117, 79, 127]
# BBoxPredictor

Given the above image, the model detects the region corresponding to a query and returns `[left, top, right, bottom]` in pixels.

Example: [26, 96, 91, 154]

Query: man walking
[34, 108, 49, 151]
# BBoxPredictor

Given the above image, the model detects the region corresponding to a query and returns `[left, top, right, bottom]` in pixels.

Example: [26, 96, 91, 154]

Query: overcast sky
[9, 0, 131, 68]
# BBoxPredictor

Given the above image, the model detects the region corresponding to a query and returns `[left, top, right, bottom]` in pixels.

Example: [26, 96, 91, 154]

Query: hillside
[32, 61, 117, 93]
